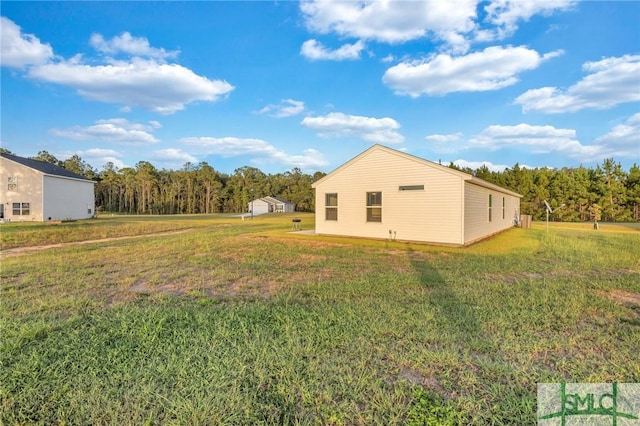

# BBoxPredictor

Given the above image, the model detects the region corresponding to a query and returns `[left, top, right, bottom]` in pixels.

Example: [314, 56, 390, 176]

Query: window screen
[366, 192, 382, 222]
[325, 193, 338, 220]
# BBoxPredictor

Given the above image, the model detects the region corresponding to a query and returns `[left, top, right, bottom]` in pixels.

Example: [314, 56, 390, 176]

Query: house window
[502, 197, 505, 219]
[7, 176, 17, 191]
[12, 202, 30, 216]
[366, 192, 382, 222]
[488, 194, 493, 222]
[325, 193, 338, 221]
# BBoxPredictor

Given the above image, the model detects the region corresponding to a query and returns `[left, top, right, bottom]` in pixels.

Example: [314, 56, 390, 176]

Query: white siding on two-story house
[1, 153, 95, 222]
[0, 156, 44, 221]
[42, 175, 95, 221]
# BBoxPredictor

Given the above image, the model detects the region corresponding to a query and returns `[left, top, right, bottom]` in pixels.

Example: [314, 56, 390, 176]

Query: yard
[1, 214, 639, 424]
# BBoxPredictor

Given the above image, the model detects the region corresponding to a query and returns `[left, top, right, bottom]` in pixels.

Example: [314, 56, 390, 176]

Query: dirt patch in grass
[598, 289, 640, 327]
[0, 229, 194, 257]
[225, 278, 283, 298]
[398, 366, 446, 396]
[121, 275, 284, 305]
[485, 269, 638, 284]
[129, 281, 185, 296]
[607, 289, 640, 307]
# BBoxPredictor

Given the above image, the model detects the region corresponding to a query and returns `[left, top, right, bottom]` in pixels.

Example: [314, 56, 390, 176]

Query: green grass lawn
[1, 215, 639, 425]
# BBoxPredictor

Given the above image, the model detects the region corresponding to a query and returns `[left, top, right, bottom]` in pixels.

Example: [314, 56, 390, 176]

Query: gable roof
[250, 196, 293, 205]
[1, 152, 94, 182]
[312, 144, 521, 198]
[263, 196, 293, 205]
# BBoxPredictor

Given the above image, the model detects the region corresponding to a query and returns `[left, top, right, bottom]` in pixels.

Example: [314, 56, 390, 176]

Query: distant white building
[248, 196, 295, 215]
[0, 153, 95, 222]
[312, 144, 521, 246]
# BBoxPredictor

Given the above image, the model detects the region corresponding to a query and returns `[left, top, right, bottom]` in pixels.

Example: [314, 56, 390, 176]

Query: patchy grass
[0, 213, 306, 250]
[532, 221, 640, 233]
[1, 216, 638, 424]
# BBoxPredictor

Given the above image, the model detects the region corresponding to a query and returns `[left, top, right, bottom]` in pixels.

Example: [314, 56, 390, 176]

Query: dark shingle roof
[267, 196, 293, 204]
[1, 152, 93, 181]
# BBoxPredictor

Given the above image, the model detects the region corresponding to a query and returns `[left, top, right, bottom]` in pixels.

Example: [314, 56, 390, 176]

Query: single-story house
[312, 144, 522, 246]
[0, 152, 95, 222]
[248, 196, 295, 215]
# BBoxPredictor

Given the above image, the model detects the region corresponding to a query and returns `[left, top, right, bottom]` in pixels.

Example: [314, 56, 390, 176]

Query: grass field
[1, 214, 639, 425]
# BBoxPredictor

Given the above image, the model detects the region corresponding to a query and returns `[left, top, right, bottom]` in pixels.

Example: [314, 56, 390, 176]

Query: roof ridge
[1, 152, 93, 181]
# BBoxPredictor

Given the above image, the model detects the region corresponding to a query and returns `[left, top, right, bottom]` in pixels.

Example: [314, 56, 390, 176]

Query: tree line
[450, 159, 640, 222]
[2, 149, 638, 221]
[95, 161, 323, 215]
[2, 149, 322, 215]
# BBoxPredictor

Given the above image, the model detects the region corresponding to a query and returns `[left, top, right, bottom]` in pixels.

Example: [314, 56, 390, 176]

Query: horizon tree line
[2, 148, 638, 222]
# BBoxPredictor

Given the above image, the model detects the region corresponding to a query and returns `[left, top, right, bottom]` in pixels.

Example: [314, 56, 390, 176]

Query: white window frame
[366, 192, 382, 222]
[325, 193, 338, 221]
[12, 202, 30, 216]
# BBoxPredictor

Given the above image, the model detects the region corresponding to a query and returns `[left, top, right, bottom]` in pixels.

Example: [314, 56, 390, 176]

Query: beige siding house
[0, 153, 95, 222]
[312, 145, 521, 246]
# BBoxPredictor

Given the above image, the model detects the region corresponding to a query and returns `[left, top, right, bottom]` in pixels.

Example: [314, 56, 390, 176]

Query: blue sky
[1, 1, 639, 175]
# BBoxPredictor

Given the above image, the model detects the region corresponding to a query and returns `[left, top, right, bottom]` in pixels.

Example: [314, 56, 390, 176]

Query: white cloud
[2, 21, 234, 114]
[77, 148, 126, 169]
[300, 0, 478, 53]
[381, 54, 395, 63]
[300, 39, 365, 61]
[466, 119, 640, 163]
[270, 148, 329, 170]
[301, 112, 404, 143]
[300, 0, 574, 54]
[50, 118, 160, 145]
[481, 0, 576, 41]
[590, 113, 640, 160]
[80, 148, 121, 157]
[0, 17, 54, 68]
[89, 32, 179, 60]
[469, 123, 583, 154]
[182, 136, 280, 156]
[180, 137, 328, 170]
[425, 132, 464, 154]
[258, 99, 306, 118]
[28, 57, 234, 114]
[453, 159, 512, 173]
[383, 45, 562, 97]
[515, 55, 640, 113]
[153, 148, 198, 166]
[425, 133, 463, 143]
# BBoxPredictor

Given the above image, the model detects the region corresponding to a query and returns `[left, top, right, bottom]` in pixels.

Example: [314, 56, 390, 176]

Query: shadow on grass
[406, 248, 522, 424]
[407, 248, 487, 353]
